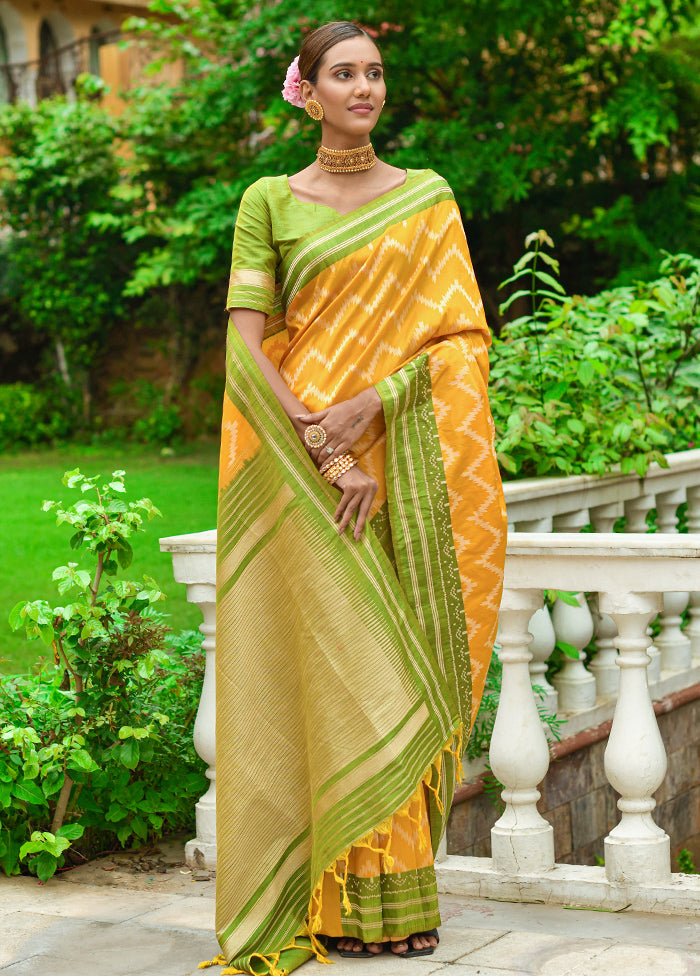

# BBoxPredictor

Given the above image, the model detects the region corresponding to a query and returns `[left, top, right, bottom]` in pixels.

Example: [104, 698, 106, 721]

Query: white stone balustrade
[439, 532, 700, 913]
[160, 529, 217, 871]
[507, 450, 700, 731]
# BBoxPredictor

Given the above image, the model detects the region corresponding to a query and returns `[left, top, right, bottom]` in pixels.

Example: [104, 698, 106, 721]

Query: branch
[633, 341, 653, 411]
[90, 551, 105, 607]
[51, 772, 73, 834]
[56, 634, 80, 689]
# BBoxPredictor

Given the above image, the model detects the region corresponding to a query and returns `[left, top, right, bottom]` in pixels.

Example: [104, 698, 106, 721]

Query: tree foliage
[0, 97, 134, 417]
[1, 1, 700, 456]
[118, 0, 700, 295]
[491, 234, 700, 478]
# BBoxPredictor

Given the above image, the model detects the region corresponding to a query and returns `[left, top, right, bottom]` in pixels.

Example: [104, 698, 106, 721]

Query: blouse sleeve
[226, 179, 277, 314]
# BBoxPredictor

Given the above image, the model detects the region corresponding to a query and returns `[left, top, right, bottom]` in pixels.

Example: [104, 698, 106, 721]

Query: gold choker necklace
[317, 144, 376, 174]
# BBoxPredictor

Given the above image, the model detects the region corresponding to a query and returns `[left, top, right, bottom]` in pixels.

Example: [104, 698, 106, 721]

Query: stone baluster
[551, 592, 597, 711]
[588, 593, 619, 697]
[184, 584, 217, 870]
[552, 509, 590, 533]
[656, 592, 692, 671]
[589, 499, 622, 697]
[654, 489, 691, 673]
[624, 493, 654, 532]
[490, 588, 555, 873]
[655, 488, 686, 533]
[599, 591, 670, 884]
[527, 606, 558, 718]
[160, 534, 218, 870]
[590, 501, 623, 533]
[624, 493, 660, 682]
[549, 510, 597, 711]
[516, 517, 554, 532]
[685, 486, 700, 662]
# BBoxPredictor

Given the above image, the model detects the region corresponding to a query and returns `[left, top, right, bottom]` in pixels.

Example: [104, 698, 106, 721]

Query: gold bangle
[321, 452, 357, 485]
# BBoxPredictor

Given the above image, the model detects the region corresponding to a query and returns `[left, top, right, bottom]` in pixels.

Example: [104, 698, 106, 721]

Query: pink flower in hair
[282, 56, 306, 109]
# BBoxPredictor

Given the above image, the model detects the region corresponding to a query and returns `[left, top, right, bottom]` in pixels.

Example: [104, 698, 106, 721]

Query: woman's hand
[297, 388, 382, 467]
[333, 466, 378, 541]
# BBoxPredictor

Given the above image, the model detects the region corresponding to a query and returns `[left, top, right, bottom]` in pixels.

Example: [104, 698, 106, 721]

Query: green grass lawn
[0, 444, 220, 675]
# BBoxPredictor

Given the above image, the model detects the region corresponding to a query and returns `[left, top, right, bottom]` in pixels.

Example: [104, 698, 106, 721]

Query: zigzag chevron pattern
[279, 201, 506, 715]
[220, 196, 506, 716]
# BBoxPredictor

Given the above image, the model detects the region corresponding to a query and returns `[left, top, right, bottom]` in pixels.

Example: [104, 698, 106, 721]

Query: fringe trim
[203, 935, 328, 975]
[307, 725, 462, 932]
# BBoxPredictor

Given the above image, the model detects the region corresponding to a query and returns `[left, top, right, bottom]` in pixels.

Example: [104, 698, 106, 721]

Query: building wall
[0, 0, 174, 106]
[447, 689, 700, 871]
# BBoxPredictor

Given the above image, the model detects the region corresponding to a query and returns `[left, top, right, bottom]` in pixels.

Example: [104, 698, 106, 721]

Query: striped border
[280, 172, 454, 307]
[217, 327, 463, 965]
[377, 356, 470, 696]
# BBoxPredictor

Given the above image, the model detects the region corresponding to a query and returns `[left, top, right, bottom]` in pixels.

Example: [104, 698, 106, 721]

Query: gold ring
[304, 424, 327, 449]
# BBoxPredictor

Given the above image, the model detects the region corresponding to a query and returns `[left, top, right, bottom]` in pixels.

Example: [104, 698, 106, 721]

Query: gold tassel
[198, 956, 228, 969]
[332, 856, 352, 915]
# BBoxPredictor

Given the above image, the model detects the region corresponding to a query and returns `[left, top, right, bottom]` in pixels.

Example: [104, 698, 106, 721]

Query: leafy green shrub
[677, 848, 697, 874]
[491, 233, 700, 479]
[0, 383, 72, 452]
[0, 98, 134, 419]
[1, 469, 205, 880]
[132, 400, 183, 446]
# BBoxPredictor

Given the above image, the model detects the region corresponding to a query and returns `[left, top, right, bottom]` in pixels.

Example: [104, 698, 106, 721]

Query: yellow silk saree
[216, 169, 506, 974]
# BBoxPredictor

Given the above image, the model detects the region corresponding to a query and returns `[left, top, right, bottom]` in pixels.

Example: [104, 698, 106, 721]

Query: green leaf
[577, 361, 595, 386]
[116, 823, 133, 846]
[557, 641, 581, 660]
[12, 779, 45, 805]
[533, 270, 566, 294]
[67, 749, 100, 773]
[35, 851, 60, 882]
[56, 823, 85, 841]
[498, 289, 535, 314]
[8, 602, 26, 631]
[118, 739, 140, 770]
[117, 543, 133, 569]
[0, 829, 22, 875]
[551, 590, 581, 607]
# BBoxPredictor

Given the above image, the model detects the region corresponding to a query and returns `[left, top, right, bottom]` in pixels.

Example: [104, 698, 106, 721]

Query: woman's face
[302, 35, 386, 143]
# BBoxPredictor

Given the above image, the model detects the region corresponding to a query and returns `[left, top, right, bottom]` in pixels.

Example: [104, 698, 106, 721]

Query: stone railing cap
[507, 532, 700, 558]
[159, 529, 217, 553]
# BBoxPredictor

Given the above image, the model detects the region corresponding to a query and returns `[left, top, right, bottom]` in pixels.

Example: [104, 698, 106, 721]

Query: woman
[215, 20, 506, 976]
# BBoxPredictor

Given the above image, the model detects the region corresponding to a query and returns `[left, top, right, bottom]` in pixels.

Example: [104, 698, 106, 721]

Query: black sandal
[393, 929, 439, 958]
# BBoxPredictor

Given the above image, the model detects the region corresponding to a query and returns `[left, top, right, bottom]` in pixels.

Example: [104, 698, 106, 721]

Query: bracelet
[321, 452, 358, 485]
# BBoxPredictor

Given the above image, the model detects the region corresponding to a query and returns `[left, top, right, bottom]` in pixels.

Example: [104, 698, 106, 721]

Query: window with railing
[36, 20, 65, 100]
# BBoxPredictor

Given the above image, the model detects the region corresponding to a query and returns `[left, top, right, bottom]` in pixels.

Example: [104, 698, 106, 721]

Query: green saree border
[377, 355, 472, 827]
[280, 171, 454, 309]
[339, 866, 441, 942]
[217, 327, 462, 966]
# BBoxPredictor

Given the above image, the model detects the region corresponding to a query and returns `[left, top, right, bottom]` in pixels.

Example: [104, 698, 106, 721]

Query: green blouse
[225, 171, 426, 316]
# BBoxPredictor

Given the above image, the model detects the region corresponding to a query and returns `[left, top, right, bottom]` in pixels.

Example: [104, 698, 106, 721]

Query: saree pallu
[216, 170, 507, 974]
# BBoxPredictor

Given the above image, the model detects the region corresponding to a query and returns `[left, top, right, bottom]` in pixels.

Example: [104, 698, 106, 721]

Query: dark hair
[298, 21, 381, 84]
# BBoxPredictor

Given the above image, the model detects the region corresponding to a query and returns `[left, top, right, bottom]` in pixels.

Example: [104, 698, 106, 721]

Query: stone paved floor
[1, 871, 699, 976]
